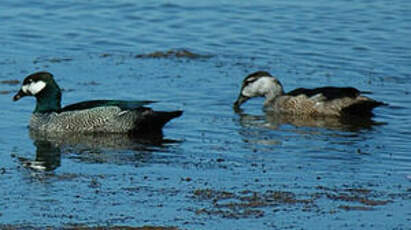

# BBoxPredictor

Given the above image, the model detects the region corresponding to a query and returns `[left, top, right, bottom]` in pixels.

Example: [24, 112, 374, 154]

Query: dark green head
[13, 71, 62, 113]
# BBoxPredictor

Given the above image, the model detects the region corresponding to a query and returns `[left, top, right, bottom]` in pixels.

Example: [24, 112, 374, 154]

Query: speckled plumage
[30, 106, 143, 133]
[234, 71, 385, 117]
[268, 93, 377, 116]
[13, 72, 182, 137]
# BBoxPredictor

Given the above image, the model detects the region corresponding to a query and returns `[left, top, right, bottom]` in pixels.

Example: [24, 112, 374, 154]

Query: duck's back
[269, 93, 382, 117]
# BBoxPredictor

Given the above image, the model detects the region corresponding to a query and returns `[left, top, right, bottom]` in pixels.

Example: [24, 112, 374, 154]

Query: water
[1, 0, 410, 229]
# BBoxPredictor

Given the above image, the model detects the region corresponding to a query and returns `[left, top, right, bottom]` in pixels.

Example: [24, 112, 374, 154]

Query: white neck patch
[22, 81, 46, 95]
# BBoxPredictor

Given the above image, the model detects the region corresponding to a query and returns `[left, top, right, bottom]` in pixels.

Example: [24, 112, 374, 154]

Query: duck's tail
[150, 110, 183, 129]
[342, 99, 386, 117]
[131, 109, 183, 139]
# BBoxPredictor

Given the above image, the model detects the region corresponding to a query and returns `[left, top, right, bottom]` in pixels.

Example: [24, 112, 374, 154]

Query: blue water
[1, 1, 410, 229]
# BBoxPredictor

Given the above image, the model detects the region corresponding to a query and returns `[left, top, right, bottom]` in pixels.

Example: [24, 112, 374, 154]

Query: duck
[13, 71, 182, 138]
[234, 71, 385, 117]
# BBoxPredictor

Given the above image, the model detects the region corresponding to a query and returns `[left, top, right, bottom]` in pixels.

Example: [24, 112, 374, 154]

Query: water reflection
[18, 130, 177, 171]
[18, 139, 61, 171]
[236, 110, 384, 132]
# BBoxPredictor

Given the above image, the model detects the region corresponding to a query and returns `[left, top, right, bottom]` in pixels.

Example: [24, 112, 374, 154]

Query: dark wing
[287, 87, 360, 101]
[341, 100, 385, 117]
[60, 100, 155, 112]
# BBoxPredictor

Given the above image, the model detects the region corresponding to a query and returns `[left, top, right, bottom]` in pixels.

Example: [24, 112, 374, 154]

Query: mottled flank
[30, 107, 182, 137]
[32, 106, 140, 132]
[234, 71, 385, 117]
[271, 93, 383, 117]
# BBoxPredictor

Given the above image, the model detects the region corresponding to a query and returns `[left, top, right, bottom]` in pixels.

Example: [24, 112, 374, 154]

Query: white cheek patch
[22, 81, 46, 95]
[242, 85, 256, 97]
[242, 77, 273, 97]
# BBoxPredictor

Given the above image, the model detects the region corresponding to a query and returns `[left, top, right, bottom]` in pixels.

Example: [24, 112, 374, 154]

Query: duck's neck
[263, 87, 284, 106]
[34, 87, 62, 113]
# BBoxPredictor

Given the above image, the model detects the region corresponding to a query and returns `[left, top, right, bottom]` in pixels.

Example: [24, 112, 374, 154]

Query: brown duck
[234, 71, 385, 117]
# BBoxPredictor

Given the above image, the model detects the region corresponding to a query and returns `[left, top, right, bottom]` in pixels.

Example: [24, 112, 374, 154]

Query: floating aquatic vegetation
[191, 185, 393, 219]
[135, 49, 213, 59]
[0, 80, 20, 85]
[33, 57, 73, 64]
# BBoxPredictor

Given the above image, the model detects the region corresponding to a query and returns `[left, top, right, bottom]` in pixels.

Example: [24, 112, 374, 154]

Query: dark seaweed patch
[135, 49, 212, 59]
[192, 189, 315, 219]
[0, 225, 179, 230]
[338, 205, 374, 211]
[33, 57, 73, 64]
[191, 186, 394, 219]
[0, 80, 20, 85]
[0, 90, 12, 95]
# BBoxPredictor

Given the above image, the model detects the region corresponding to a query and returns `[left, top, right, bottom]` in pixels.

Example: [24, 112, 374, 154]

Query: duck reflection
[18, 139, 61, 171]
[236, 109, 384, 132]
[19, 130, 176, 171]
